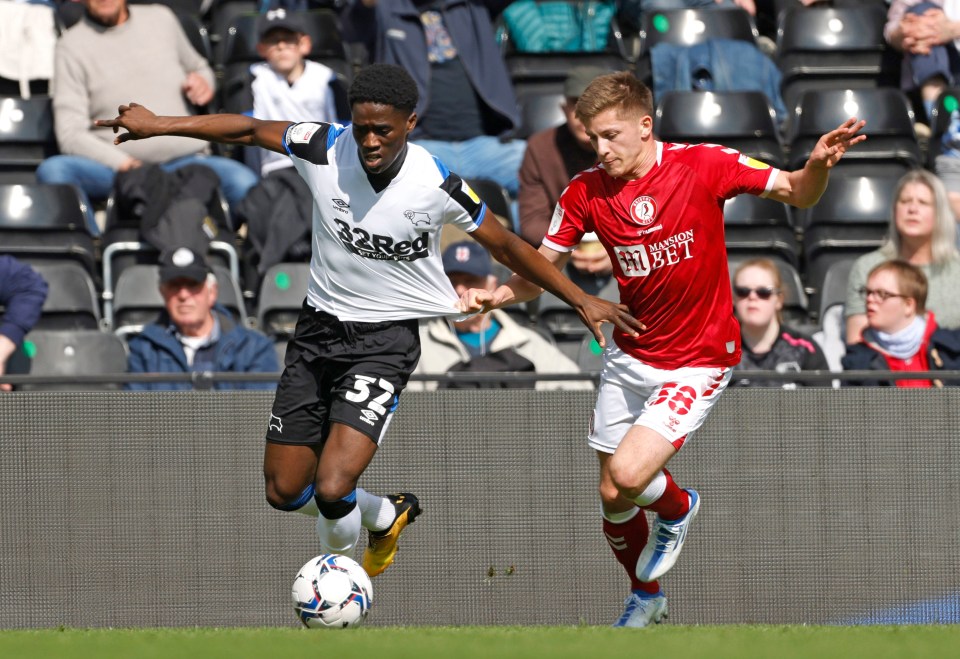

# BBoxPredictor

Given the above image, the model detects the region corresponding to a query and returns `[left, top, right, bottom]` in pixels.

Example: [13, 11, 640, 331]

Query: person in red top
[460, 71, 866, 627]
[842, 260, 960, 387]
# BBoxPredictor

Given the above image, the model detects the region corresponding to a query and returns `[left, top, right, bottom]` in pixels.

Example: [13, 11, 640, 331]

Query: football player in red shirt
[459, 72, 866, 627]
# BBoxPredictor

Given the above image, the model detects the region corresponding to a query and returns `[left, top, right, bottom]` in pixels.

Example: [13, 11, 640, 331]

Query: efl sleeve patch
[284, 122, 333, 165]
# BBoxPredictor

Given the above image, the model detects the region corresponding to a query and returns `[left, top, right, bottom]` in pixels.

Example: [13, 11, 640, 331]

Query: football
[291, 554, 373, 629]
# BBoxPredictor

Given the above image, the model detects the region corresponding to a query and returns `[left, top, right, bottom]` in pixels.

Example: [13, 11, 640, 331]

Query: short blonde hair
[575, 71, 653, 125]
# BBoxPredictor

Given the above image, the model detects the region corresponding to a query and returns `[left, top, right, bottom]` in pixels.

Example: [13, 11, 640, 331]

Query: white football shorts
[588, 344, 732, 454]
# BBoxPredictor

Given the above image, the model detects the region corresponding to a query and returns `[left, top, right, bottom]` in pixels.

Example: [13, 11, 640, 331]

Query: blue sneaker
[636, 489, 700, 583]
[612, 591, 668, 627]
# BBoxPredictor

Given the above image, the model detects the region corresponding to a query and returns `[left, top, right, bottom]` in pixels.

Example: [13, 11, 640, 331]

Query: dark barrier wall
[2, 390, 959, 628]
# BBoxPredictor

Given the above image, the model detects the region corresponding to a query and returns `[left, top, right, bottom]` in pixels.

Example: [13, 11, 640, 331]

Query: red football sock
[603, 509, 661, 595]
[641, 468, 690, 521]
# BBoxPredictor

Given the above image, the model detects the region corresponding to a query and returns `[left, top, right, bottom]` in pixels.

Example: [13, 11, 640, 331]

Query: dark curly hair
[348, 64, 419, 114]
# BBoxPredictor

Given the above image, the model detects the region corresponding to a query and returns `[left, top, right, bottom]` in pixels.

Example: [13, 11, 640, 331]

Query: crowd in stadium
[3, 0, 960, 392]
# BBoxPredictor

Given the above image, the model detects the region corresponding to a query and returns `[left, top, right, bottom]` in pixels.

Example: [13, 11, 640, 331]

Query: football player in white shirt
[97, 64, 642, 579]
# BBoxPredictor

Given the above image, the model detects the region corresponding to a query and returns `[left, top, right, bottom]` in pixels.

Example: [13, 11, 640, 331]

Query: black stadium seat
[0, 95, 57, 184]
[639, 7, 758, 54]
[785, 88, 921, 177]
[655, 90, 785, 168]
[776, 5, 891, 115]
[0, 183, 97, 279]
[722, 194, 798, 267]
[30, 262, 102, 331]
[257, 262, 310, 340]
[7, 329, 128, 391]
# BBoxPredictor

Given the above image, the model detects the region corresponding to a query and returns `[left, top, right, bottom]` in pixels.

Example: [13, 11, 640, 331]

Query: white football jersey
[283, 121, 486, 322]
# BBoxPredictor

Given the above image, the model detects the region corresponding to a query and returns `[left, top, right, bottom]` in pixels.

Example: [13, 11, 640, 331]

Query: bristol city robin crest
[629, 196, 658, 226]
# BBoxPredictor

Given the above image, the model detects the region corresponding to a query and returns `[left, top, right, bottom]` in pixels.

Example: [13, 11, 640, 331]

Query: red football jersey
[543, 142, 780, 369]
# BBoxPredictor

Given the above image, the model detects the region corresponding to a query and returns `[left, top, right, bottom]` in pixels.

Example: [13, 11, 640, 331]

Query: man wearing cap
[125, 247, 278, 390]
[518, 66, 614, 283]
[410, 241, 592, 391]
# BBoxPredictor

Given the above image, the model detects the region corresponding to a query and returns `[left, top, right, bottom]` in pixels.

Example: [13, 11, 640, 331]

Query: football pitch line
[2, 625, 959, 659]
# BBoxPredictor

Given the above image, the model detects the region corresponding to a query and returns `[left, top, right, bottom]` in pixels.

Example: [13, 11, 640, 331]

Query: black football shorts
[266, 304, 421, 446]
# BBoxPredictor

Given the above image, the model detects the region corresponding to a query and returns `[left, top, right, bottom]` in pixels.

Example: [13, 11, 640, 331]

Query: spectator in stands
[250, 8, 345, 178]
[36, 0, 258, 234]
[0, 256, 49, 392]
[125, 247, 278, 391]
[233, 8, 349, 289]
[731, 258, 828, 388]
[884, 2, 960, 215]
[343, 0, 527, 198]
[842, 259, 960, 386]
[845, 169, 960, 344]
[410, 241, 592, 391]
[884, 0, 960, 125]
[518, 66, 613, 285]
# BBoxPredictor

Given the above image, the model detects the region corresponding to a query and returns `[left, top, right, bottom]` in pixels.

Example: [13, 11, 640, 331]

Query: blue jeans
[412, 136, 527, 197]
[36, 154, 259, 236]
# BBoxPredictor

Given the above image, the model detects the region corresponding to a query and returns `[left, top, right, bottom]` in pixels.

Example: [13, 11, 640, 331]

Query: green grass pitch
[2, 626, 959, 659]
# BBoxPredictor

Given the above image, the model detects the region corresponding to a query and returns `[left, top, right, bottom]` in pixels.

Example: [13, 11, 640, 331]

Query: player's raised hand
[808, 118, 867, 170]
[576, 296, 645, 348]
[94, 103, 160, 144]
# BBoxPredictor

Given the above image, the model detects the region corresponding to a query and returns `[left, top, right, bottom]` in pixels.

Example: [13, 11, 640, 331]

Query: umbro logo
[332, 198, 350, 213]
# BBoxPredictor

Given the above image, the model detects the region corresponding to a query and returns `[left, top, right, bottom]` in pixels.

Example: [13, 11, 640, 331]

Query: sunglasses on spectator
[733, 286, 779, 300]
[858, 287, 908, 302]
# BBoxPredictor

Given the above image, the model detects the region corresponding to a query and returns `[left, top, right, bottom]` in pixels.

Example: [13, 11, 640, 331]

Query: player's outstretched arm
[468, 210, 643, 346]
[94, 103, 292, 154]
[768, 117, 867, 208]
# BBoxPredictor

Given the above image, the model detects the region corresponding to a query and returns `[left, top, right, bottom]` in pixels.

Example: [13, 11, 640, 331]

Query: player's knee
[264, 477, 313, 511]
[598, 480, 621, 506]
[607, 455, 645, 494]
[314, 479, 355, 504]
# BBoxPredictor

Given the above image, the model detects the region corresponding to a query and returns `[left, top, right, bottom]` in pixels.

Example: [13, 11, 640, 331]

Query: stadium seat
[817, 256, 857, 324]
[108, 264, 248, 336]
[639, 7, 758, 55]
[655, 90, 785, 168]
[100, 179, 239, 296]
[728, 254, 809, 326]
[792, 174, 896, 232]
[796, 175, 893, 314]
[776, 5, 891, 115]
[722, 194, 798, 267]
[574, 322, 613, 373]
[29, 262, 102, 331]
[517, 90, 567, 139]
[256, 262, 310, 340]
[0, 183, 97, 278]
[174, 10, 215, 66]
[498, 3, 631, 98]
[784, 88, 921, 176]
[8, 329, 128, 391]
[534, 290, 592, 360]
[0, 96, 57, 184]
